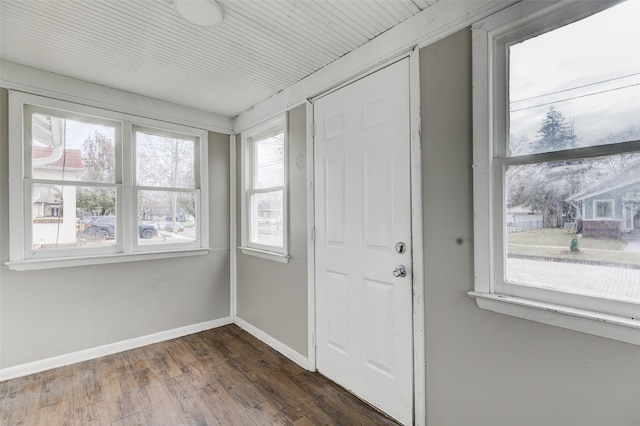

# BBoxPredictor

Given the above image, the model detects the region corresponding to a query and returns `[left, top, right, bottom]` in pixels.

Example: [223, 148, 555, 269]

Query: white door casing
[313, 58, 413, 425]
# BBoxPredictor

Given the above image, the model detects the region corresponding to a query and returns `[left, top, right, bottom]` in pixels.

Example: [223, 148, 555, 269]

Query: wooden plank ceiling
[0, 0, 436, 118]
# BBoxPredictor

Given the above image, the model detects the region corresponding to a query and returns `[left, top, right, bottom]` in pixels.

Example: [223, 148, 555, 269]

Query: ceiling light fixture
[174, 0, 223, 28]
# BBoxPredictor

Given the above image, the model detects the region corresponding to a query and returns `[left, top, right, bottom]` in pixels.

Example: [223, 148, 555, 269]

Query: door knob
[393, 265, 407, 278]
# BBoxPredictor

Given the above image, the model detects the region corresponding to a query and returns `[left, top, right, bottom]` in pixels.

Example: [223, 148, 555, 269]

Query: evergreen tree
[507, 107, 582, 225]
[535, 106, 576, 152]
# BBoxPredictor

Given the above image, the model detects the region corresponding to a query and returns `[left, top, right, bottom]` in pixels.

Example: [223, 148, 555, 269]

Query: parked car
[84, 216, 159, 239]
[159, 220, 184, 232]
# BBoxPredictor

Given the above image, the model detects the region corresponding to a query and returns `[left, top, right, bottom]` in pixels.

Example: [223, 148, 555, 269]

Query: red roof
[32, 146, 83, 169]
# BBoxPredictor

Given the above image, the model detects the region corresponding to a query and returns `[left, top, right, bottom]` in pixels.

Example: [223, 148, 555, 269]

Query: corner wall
[235, 104, 308, 358]
[0, 88, 232, 370]
[420, 29, 640, 426]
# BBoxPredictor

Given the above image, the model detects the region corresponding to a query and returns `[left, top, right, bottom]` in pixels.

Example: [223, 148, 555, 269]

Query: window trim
[239, 114, 290, 263]
[470, 0, 640, 345]
[593, 199, 615, 219]
[132, 124, 203, 253]
[7, 91, 210, 270]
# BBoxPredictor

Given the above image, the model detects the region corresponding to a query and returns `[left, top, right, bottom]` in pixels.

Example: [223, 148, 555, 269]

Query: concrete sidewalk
[507, 258, 640, 301]
[623, 240, 640, 254]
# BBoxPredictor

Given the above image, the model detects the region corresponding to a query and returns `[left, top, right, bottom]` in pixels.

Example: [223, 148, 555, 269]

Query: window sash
[24, 104, 123, 183]
[26, 179, 122, 259]
[133, 124, 198, 190]
[240, 114, 288, 256]
[246, 187, 285, 252]
[133, 188, 201, 251]
[473, 1, 640, 326]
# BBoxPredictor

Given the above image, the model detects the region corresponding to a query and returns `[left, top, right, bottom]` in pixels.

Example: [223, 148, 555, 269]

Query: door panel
[314, 59, 412, 425]
[326, 271, 349, 354]
[324, 158, 347, 245]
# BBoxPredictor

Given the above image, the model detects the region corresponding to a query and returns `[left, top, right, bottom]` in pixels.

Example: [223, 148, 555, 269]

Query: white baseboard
[0, 316, 233, 381]
[234, 316, 309, 370]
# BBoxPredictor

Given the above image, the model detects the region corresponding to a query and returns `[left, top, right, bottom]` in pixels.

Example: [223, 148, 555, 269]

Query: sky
[509, 0, 640, 153]
[64, 120, 115, 149]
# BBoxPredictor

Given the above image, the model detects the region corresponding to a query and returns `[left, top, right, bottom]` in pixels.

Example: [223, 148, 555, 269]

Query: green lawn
[507, 228, 640, 266]
[507, 228, 627, 250]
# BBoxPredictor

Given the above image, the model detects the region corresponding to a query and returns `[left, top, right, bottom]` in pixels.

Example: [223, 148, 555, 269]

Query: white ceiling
[0, 0, 437, 118]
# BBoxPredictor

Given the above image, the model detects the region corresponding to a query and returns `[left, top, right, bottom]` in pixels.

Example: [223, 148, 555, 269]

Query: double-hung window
[471, 1, 640, 344]
[240, 114, 289, 262]
[8, 92, 209, 270]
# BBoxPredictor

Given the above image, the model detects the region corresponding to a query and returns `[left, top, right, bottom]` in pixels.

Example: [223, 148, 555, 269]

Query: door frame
[306, 49, 425, 426]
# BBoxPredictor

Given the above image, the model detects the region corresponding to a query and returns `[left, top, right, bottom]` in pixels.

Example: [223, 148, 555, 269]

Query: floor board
[0, 325, 399, 425]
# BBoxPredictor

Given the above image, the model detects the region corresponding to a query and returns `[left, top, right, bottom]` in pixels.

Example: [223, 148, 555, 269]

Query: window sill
[5, 248, 211, 271]
[238, 246, 290, 264]
[468, 291, 640, 346]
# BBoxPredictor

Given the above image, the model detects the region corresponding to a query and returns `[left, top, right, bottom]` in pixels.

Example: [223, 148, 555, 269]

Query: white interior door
[313, 59, 413, 425]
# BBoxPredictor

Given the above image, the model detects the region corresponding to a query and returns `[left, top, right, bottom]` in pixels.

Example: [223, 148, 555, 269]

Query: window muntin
[9, 93, 208, 265]
[241, 115, 288, 258]
[473, 0, 640, 336]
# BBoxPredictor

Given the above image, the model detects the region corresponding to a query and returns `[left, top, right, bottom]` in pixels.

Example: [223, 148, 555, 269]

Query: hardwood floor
[0, 325, 399, 425]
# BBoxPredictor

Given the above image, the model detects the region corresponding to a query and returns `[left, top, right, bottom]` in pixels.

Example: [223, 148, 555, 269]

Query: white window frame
[239, 114, 289, 263]
[593, 199, 615, 219]
[7, 91, 209, 271]
[132, 124, 204, 253]
[470, 0, 640, 346]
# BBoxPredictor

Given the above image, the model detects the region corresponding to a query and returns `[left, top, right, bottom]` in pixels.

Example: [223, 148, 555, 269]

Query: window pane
[254, 133, 284, 189]
[250, 190, 283, 248]
[136, 131, 195, 188]
[508, 1, 640, 156]
[31, 113, 116, 182]
[595, 201, 614, 219]
[137, 190, 196, 245]
[32, 184, 117, 252]
[505, 153, 640, 302]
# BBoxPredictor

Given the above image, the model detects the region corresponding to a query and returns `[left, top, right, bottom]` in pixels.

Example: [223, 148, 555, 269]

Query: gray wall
[420, 29, 640, 426]
[0, 88, 231, 369]
[2, 25, 640, 425]
[232, 29, 640, 426]
[235, 104, 308, 356]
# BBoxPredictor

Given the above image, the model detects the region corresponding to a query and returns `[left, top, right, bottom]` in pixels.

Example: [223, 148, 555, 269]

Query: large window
[240, 114, 289, 262]
[8, 92, 209, 269]
[472, 1, 640, 344]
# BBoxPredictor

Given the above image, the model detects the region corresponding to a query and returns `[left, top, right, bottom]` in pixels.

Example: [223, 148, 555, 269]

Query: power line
[510, 72, 640, 104]
[510, 82, 640, 113]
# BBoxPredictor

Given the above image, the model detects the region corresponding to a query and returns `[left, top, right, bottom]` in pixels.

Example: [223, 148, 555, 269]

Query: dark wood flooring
[0, 324, 399, 425]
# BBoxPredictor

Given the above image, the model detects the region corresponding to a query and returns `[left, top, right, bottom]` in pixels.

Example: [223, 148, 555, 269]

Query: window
[134, 126, 199, 247]
[594, 200, 614, 219]
[472, 1, 640, 344]
[8, 92, 209, 270]
[240, 114, 289, 262]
